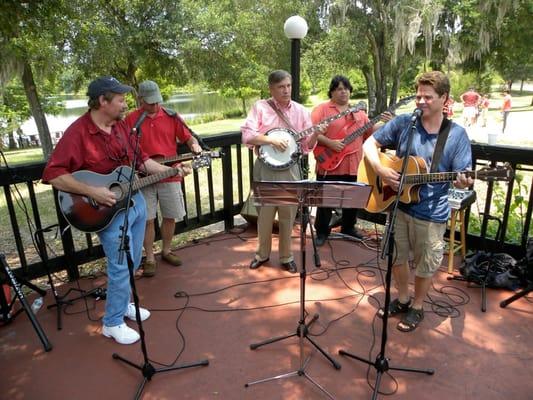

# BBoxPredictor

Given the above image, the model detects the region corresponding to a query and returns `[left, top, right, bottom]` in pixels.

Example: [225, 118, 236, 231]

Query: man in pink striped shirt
[241, 70, 324, 273]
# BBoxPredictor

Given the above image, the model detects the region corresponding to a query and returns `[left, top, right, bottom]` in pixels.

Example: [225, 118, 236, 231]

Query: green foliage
[490, 0, 533, 84]
[469, 175, 530, 244]
[449, 70, 494, 99]
[222, 109, 245, 119]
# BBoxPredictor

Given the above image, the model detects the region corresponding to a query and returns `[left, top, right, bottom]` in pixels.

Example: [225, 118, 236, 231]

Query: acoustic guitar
[314, 95, 415, 171]
[58, 153, 214, 233]
[358, 152, 513, 213]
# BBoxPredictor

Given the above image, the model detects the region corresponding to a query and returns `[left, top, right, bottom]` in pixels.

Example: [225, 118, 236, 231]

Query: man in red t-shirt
[460, 87, 481, 127]
[125, 80, 202, 277]
[312, 75, 385, 245]
[501, 90, 512, 133]
[42, 76, 190, 345]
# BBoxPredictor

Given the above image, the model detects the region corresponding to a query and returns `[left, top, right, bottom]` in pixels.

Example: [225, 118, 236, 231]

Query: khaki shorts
[141, 182, 186, 221]
[393, 210, 446, 278]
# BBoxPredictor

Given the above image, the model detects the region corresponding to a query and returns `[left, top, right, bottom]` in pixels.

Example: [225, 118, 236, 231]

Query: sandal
[377, 298, 411, 318]
[162, 252, 182, 267]
[397, 307, 424, 332]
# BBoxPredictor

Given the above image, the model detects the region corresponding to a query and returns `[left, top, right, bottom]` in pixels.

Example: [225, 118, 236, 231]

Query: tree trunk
[8, 131, 17, 150]
[21, 60, 53, 159]
[242, 97, 246, 116]
[389, 70, 400, 108]
[362, 65, 376, 117]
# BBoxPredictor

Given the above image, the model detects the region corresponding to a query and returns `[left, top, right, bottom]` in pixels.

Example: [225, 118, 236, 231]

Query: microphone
[131, 111, 148, 135]
[411, 108, 423, 122]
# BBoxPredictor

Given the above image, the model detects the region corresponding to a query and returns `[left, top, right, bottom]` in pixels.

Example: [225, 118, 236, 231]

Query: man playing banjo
[241, 70, 326, 273]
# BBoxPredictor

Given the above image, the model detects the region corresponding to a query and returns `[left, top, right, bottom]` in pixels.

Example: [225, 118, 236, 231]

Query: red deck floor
[1, 225, 532, 400]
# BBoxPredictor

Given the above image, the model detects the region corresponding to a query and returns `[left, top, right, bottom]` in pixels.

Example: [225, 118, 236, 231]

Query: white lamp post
[284, 16, 308, 102]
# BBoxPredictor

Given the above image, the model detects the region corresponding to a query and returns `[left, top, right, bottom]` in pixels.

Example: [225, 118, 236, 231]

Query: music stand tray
[245, 180, 371, 399]
[251, 180, 371, 209]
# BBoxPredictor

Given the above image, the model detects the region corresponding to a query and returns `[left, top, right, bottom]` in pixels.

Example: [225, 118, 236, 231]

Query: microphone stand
[111, 120, 208, 400]
[297, 149, 321, 267]
[338, 114, 434, 399]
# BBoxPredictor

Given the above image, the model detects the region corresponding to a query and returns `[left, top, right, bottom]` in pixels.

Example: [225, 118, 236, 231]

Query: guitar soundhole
[110, 185, 124, 202]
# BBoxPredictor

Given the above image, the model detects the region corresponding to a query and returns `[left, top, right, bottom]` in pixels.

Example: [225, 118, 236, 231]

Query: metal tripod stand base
[112, 353, 209, 400]
[47, 287, 101, 330]
[339, 348, 434, 400]
[245, 352, 335, 399]
[245, 314, 340, 399]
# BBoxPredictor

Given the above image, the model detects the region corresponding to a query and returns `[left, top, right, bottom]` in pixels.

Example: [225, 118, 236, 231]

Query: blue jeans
[98, 193, 147, 327]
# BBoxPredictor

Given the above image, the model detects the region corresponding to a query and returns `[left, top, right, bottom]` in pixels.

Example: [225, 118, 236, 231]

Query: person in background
[480, 94, 490, 127]
[125, 80, 202, 277]
[501, 90, 512, 133]
[443, 95, 455, 119]
[460, 87, 481, 127]
[42, 76, 191, 345]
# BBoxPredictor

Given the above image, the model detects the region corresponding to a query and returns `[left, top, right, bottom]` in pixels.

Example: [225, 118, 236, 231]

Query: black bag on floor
[459, 251, 521, 290]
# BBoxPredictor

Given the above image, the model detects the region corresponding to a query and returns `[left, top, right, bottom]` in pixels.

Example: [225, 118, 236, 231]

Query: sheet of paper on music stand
[251, 180, 371, 209]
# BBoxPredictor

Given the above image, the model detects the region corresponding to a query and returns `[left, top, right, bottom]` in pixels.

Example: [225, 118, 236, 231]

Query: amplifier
[448, 189, 476, 210]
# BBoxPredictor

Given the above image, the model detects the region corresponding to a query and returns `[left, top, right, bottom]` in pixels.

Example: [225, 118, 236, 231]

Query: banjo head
[259, 128, 300, 169]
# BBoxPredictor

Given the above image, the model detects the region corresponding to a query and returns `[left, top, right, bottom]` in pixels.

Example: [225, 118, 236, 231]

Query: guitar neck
[154, 154, 193, 164]
[126, 168, 180, 192]
[154, 151, 220, 165]
[341, 115, 381, 145]
[342, 98, 414, 146]
[294, 106, 360, 142]
[405, 170, 476, 185]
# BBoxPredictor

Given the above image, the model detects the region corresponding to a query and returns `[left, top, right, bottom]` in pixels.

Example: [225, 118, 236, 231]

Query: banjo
[258, 101, 367, 170]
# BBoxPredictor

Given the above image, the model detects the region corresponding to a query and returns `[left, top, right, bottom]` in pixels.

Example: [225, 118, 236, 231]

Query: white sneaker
[124, 303, 151, 322]
[102, 323, 140, 345]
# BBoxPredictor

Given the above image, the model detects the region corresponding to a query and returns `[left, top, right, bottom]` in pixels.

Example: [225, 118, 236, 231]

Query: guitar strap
[429, 117, 452, 173]
[162, 106, 211, 151]
[267, 99, 298, 133]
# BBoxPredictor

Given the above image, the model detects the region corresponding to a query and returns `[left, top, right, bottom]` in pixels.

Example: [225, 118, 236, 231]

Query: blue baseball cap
[87, 76, 133, 98]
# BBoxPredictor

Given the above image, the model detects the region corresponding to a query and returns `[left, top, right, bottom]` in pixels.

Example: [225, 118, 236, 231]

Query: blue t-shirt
[373, 114, 472, 223]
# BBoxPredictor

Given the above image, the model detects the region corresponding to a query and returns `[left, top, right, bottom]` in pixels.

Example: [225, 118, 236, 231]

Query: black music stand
[245, 180, 371, 399]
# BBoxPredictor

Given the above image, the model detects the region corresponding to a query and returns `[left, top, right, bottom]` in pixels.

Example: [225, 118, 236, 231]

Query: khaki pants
[253, 158, 300, 263]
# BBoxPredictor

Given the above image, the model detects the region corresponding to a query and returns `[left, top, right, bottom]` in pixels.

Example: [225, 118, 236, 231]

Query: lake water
[20, 92, 242, 137]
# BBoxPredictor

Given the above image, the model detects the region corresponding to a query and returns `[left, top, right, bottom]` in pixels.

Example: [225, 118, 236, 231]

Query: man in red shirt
[501, 90, 512, 133]
[312, 75, 383, 245]
[460, 87, 481, 127]
[125, 81, 202, 277]
[42, 76, 191, 345]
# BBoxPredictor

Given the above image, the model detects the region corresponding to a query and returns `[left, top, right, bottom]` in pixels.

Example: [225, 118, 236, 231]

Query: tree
[316, 0, 521, 115]
[490, 0, 533, 93]
[0, 1, 66, 159]
[179, 0, 321, 108]
[65, 0, 192, 88]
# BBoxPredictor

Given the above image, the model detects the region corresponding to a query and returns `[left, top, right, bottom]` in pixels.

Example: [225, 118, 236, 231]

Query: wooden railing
[1, 134, 532, 281]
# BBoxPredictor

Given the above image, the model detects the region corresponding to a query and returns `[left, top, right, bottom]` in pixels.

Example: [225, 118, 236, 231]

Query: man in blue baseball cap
[43, 75, 192, 345]
[87, 76, 133, 98]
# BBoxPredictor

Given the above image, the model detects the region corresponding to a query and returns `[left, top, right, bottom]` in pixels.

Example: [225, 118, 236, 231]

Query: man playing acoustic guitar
[362, 71, 472, 332]
[42, 76, 191, 345]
